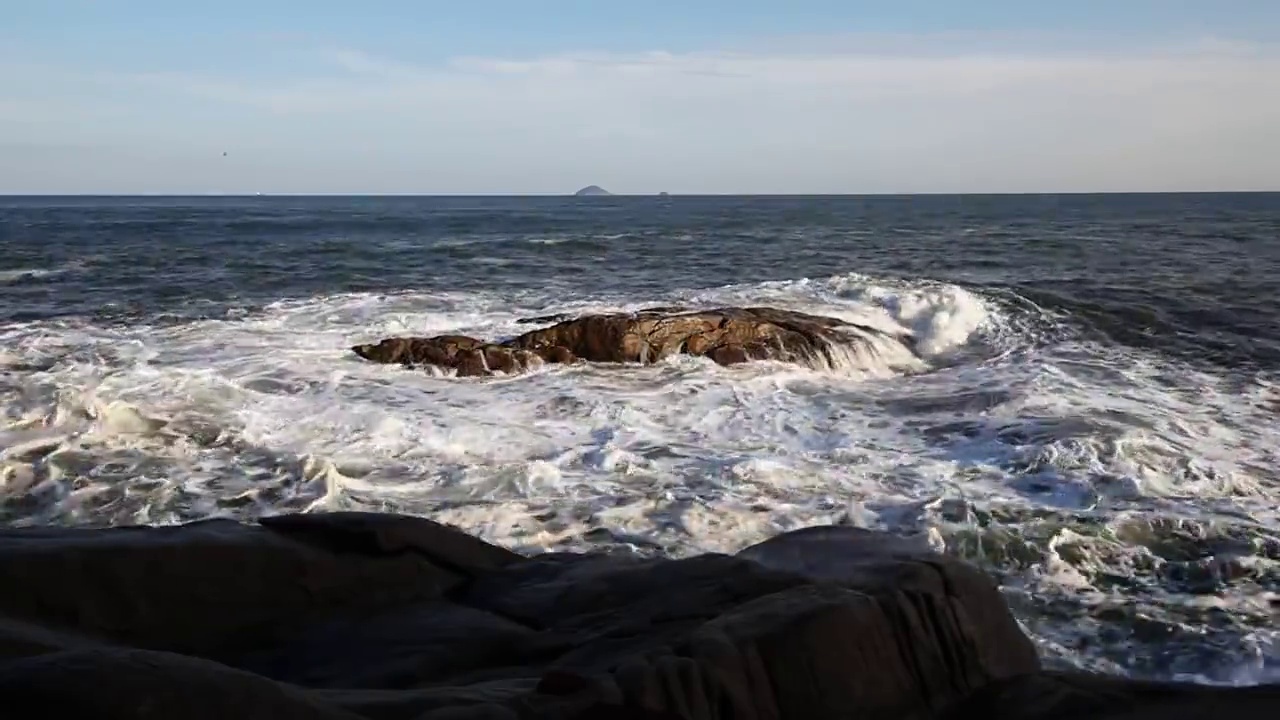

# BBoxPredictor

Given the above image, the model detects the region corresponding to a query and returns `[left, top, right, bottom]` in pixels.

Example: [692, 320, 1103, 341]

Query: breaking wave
[1, 270, 1277, 682]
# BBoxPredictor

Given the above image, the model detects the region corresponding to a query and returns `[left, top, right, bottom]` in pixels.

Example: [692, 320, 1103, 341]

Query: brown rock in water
[351, 335, 486, 367]
[351, 336, 569, 378]
[352, 306, 916, 377]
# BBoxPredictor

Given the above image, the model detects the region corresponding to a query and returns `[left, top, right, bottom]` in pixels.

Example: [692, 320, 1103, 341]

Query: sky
[3, 1, 1280, 194]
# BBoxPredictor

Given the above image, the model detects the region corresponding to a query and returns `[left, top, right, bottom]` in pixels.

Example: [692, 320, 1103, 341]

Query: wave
[0, 272, 999, 522]
[1, 271, 1277, 680]
[0, 259, 89, 284]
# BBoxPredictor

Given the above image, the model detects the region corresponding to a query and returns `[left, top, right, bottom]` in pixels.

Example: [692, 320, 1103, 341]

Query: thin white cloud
[329, 49, 424, 78]
[0, 98, 48, 123]
[1, 36, 1278, 193]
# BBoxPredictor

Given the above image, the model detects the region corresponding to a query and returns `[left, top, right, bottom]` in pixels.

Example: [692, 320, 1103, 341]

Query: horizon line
[3, 190, 1280, 198]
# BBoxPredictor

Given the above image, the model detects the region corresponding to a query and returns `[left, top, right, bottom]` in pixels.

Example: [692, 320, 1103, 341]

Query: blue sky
[3, 1, 1279, 193]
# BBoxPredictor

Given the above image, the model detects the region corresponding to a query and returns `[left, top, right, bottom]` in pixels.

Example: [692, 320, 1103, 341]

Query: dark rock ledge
[0, 513, 1277, 719]
[352, 306, 917, 377]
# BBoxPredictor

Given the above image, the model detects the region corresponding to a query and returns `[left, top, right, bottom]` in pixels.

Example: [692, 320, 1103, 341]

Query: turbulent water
[2, 193, 1279, 681]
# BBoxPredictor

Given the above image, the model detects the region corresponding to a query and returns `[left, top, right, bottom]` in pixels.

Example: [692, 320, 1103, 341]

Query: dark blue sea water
[2, 193, 1279, 681]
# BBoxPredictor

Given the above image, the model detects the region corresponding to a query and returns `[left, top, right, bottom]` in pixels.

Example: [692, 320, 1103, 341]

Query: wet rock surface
[352, 306, 916, 376]
[1, 513, 1276, 719]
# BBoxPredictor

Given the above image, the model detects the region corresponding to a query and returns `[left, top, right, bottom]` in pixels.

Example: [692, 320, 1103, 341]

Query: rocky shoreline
[1, 512, 1277, 719]
[352, 306, 918, 377]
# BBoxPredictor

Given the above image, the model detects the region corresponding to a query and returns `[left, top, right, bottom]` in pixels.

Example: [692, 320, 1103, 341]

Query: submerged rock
[352, 306, 918, 377]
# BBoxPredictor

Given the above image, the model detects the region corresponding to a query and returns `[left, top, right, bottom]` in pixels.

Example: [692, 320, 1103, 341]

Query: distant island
[573, 185, 612, 196]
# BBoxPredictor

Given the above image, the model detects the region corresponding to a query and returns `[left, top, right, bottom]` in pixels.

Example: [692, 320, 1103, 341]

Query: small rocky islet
[351, 306, 919, 377]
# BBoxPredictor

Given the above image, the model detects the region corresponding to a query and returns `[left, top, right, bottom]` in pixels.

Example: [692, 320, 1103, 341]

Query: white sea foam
[0, 258, 96, 285]
[1, 271, 1278, 678]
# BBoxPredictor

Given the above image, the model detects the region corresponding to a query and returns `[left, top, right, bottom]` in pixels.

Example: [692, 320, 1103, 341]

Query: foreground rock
[352, 306, 916, 377]
[1, 514, 1276, 719]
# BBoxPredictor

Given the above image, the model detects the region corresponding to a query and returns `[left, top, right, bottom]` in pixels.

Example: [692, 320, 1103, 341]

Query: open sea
[1, 193, 1278, 682]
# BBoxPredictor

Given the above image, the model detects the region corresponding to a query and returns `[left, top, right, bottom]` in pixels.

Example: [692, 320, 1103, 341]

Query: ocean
[1, 193, 1278, 682]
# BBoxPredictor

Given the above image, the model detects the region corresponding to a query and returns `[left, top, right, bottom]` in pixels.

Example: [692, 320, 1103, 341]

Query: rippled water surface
[2, 193, 1279, 681]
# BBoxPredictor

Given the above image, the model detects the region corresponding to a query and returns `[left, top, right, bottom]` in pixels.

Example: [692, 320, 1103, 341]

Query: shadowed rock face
[352, 306, 917, 377]
[0, 513, 1035, 719]
[2, 513, 1275, 719]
